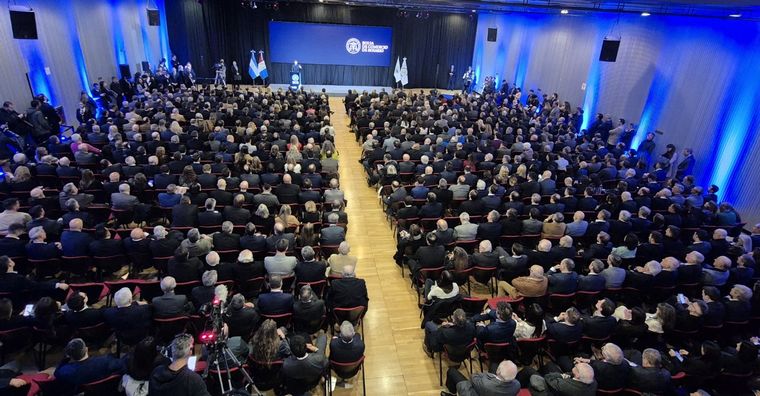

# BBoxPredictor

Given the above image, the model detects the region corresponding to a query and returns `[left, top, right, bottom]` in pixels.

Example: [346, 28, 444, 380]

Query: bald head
[495, 360, 517, 381]
[573, 362, 595, 384]
[69, 218, 83, 231]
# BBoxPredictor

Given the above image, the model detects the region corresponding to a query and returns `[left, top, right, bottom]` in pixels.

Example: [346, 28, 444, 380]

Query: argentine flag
[248, 50, 259, 79]
[257, 51, 268, 80]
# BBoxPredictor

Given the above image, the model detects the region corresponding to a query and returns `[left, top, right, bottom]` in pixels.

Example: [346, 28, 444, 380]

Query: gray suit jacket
[320, 225, 346, 245]
[264, 254, 298, 276]
[111, 193, 139, 210]
[457, 373, 520, 396]
[455, 223, 479, 240]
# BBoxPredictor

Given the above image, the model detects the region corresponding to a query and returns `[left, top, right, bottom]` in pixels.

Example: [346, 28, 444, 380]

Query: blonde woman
[276, 204, 300, 231]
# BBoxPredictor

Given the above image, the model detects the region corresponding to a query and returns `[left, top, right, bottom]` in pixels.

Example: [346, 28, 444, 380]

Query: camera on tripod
[199, 297, 225, 345]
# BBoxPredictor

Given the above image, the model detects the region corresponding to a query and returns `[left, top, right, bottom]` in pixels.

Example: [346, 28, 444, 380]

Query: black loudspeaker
[141, 61, 151, 72]
[10, 10, 38, 39]
[600, 39, 620, 62]
[147, 9, 160, 26]
[487, 28, 497, 42]
[119, 64, 131, 79]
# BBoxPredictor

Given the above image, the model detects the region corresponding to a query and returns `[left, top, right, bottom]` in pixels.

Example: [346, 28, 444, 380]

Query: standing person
[231, 60, 242, 90]
[214, 59, 226, 87]
[462, 66, 473, 94]
[637, 133, 657, 171]
[447, 65, 456, 90]
[26, 100, 50, 144]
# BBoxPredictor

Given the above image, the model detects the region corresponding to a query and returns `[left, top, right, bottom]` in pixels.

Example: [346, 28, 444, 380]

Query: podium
[289, 71, 301, 90]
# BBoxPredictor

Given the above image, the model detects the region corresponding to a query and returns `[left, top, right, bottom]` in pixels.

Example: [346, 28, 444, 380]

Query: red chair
[61, 255, 92, 278]
[279, 275, 296, 293]
[516, 336, 546, 366]
[247, 358, 284, 392]
[79, 373, 122, 395]
[237, 276, 266, 299]
[136, 280, 163, 302]
[413, 266, 445, 305]
[0, 327, 31, 365]
[68, 283, 108, 305]
[332, 306, 367, 335]
[296, 279, 328, 298]
[470, 266, 496, 297]
[261, 312, 293, 329]
[73, 322, 113, 347]
[439, 340, 477, 385]
[28, 258, 61, 280]
[153, 316, 191, 345]
[104, 279, 143, 306]
[92, 254, 130, 279]
[330, 356, 366, 395]
[548, 292, 577, 314]
[174, 280, 201, 297]
[459, 297, 488, 317]
[479, 342, 514, 372]
[455, 240, 480, 253]
[151, 256, 173, 275]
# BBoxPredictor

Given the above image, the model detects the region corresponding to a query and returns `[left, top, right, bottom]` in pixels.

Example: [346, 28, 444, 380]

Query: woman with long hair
[276, 204, 300, 231]
[178, 165, 197, 187]
[252, 204, 274, 235]
[297, 222, 318, 248]
[249, 319, 290, 367]
[301, 201, 320, 223]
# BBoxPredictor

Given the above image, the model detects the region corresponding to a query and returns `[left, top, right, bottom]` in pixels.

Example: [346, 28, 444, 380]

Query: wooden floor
[329, 97, 445, 396]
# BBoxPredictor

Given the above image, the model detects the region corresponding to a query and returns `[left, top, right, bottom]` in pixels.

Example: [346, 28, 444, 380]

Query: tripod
[204, 338, 262, 396]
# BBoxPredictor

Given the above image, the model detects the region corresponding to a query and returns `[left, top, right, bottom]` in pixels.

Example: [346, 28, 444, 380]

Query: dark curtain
[164, 0, 477, 88]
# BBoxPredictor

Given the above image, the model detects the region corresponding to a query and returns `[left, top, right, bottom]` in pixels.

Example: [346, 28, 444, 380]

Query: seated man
[547, 258, 579, 295]
[529, 360, 597, 396]
[407, 233, 445, 277]
[152, 276, 195, 318]
[471, 240, 500, 268]
[149, 333, 210, 395]
[470, 300, 517, 347]
[64, 291, 104, 329]
[627, 348, 671, 395]
[257, 275, 294, 315]
[582, 298, 617, 339]
[103, 287, 152, 345]
[295, 246, 327, 284]
[547, 307, 583, 343]
[578, 259, 606, 292]
[497, 265, 548, 299]
[54, 338, 126, 394]
[330, 321, 365, 365]
[61, 218, 93, 257]
[320, 213, 346, 245]
[281, 333, 329, 392]
[212, 221, 240, 251]
[327, 265, 369, 310]
[423, 308, 476, 356]
[191, 270, 217, 309]
[572, 343, 630, 391]
[443, 360, 521, 396]
[264, 239, 298, 277]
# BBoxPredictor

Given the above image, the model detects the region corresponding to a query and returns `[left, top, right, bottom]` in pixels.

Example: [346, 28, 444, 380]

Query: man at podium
[290, 60, 303, 90]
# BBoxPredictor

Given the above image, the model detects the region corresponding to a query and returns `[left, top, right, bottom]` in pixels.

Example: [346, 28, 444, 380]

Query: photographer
[149, 334, 211, 396]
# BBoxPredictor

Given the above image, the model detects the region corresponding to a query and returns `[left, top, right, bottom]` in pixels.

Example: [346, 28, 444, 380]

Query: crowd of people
[0, 67, 370, 395]
[348, 86, 760, 395]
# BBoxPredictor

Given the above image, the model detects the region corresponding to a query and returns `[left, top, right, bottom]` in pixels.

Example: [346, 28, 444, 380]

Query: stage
[266, 83, 464, 95]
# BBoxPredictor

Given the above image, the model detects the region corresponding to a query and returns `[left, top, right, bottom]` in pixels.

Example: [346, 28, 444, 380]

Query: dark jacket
[149, 364, 211, 396]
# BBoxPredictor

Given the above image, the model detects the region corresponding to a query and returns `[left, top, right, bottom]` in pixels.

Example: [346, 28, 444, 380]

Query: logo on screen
[346, 38, 361, 55]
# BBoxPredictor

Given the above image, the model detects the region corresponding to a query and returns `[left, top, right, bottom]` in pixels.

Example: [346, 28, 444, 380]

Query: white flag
[393, 57, 402, 83]
[400, 57, 409, 86]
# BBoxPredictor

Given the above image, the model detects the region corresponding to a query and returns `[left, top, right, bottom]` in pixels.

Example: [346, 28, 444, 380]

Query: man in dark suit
[281, 333, 328, 392]
[0, 223, 27, 257]
[104, 287, 153, 345]
[330, 321, 365, 365]
[627, 348, 671, 394]
[198, 198, 224, 227]
[149, 226, 181, 259]
[295, 246, 327, 283]
[171, 196, 198, 227]
[197, 164, 217, 189]
[477, 210, 503, 243]
[64, 291, 104, 329]
[299, 179, 322, 204]
[223, 194, 251, 225]
[209, 179, 233, 206]
[212, 221, 240, 251]
[546, 307, 583, 343]
[153, 165, 177, 190]
[675, 148, 695, 179]
[54, 338, 126, 394]
[152, 276, 195, 318]
[110, 183, 140, 210]
[470, 301, 516, 346]
[547, 258, 579, 294]
[418, 192, 444, 219]
[0, 255, 67, 295]
[224, 293, 260, 338]
[407, 233, 446, 277]
[275, 174, 301, 204]
[581, 298, 617, 339]
[637, 231, 665, 263]
[575, 343, 631, 391]
[396, 196, 419, 220]
[204, 251, 235, 282]
[578, 260, 606, 292]
[458, 190, 485, 216]
[327, 265, 369, 310]
[61, 219, 93, 257]
[265, 223, 296, 252]
[257, 275, 294, 315]
[469, 240, 500, 270]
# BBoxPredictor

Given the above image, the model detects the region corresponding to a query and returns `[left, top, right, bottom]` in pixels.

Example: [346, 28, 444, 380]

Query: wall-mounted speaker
[10, 10, 38, 39]
[141, 61, 151, 72]
[600, 39, 620, 62]
[147, 9, 160, 26]
[119, 64, 131, 79]
[487, 28, 497, 42]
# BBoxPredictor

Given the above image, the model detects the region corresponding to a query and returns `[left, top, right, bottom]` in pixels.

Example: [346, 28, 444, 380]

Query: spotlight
[471, 9, 476, 13]
[560, 9, 569, 14]
[729, 13, 742, 18]
[640, 12, 650, 16]
[319, 0, 324, 2]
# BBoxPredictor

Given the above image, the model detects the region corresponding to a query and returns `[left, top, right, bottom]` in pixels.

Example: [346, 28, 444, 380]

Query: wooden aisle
[329, 97, 443, 395]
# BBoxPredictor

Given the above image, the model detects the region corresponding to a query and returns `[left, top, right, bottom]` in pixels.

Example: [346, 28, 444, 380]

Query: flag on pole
[248, 50, 259, 79]
[400, 57, 409, 86]
[393, 57, 402, 83]
[257, 51, 268, 80]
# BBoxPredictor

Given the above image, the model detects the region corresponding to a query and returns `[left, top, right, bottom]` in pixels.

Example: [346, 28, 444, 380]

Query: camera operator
[149, 334, 211, 396]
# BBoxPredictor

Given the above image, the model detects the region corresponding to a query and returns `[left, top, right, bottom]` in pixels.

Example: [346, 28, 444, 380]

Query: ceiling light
[471, 9, 476, 13]
[319, 0, 324, 2]
[729, 13, 742, 18]
[640, 12, 650, 16]
[560, 9, 569, 14]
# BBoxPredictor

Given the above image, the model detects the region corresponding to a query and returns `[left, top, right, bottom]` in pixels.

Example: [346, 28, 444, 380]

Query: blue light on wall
[156, 0, 172, 66]
[631, 68, 672, 150]
[63, 0, 91, 95]
[513, 38, 531, 92]
[18, 41, 55, 104]
[110, 0, 128, 65]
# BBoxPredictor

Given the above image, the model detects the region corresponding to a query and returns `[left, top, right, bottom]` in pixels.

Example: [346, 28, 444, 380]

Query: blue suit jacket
[257, 291, 294, 315]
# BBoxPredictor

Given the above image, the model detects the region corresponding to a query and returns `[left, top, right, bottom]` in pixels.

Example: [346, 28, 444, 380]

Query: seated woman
[249, 319, 291, 365]
[611, 233, 639, 259]
[513, 303, 546, 340]
[422, 270, 459, 305]
[301, 201, 321, 224]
